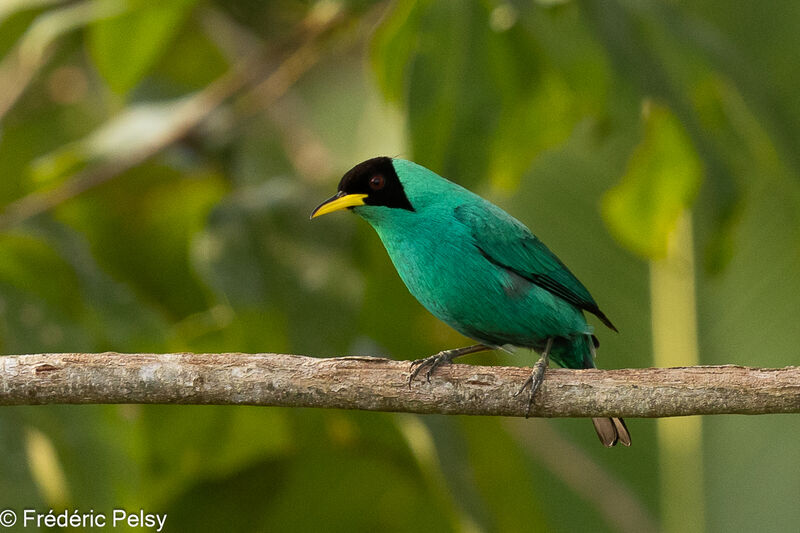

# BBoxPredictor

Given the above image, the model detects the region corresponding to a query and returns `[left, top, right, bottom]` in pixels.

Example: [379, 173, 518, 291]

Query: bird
[310, 156, 630, 447]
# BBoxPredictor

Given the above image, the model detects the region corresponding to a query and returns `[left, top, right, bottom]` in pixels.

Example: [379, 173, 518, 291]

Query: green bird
[311, 157, 630, 447]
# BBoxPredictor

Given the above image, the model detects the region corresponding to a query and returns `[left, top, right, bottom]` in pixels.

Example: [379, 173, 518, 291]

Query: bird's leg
[408, 344, 491, 386]
[514, 337, 554, 418]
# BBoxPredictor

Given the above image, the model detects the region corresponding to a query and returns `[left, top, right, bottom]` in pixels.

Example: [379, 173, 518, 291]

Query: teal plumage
[353, 159, 604, 369]
[311, 157, 630, 447]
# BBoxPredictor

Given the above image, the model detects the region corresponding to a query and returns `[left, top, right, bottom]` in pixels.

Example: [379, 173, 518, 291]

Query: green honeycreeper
[311, 157, 630, 447]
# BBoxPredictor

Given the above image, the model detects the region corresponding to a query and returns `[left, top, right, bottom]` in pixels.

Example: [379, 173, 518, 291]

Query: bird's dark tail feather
[581, 335, 631, 447]
[555, 335, 632, 447]
[592, 417, 632, 447]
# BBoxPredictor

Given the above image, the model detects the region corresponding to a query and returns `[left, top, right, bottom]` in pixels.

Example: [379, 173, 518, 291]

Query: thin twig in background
[1, 352, 798, 416]
[0, 5, 351, 231]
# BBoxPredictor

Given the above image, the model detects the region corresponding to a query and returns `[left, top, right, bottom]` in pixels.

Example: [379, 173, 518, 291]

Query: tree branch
[1, 352, 797, 416]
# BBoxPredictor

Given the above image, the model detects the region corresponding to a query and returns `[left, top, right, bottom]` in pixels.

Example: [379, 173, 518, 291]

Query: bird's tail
[558, 334, 632, 447]
[592, 416, 631, 447]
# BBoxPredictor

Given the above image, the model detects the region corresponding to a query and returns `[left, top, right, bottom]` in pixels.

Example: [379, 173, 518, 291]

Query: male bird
[310, 157, 630, 447]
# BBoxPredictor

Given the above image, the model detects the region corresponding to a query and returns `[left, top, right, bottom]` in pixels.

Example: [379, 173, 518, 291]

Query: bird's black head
[310, 157, 414, 219]
[336, 157, 415, 210]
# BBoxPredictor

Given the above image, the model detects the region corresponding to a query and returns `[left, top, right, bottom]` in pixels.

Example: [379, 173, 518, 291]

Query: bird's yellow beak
[310, 192, 368, 219]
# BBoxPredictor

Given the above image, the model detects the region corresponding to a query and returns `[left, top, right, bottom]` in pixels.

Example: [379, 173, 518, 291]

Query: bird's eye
[369, 175, 385, 191]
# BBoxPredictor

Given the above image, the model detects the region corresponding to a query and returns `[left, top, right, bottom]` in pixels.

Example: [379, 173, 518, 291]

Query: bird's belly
[383, 237, 589, 347]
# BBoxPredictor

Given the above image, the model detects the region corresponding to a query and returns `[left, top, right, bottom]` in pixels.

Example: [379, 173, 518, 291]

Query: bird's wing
[454, 202, 617, 331]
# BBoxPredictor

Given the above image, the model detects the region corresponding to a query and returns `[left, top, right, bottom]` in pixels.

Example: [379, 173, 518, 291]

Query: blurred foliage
[602, 102, 701, 259]
[0, 1, 799, 532]
[89, 0, 199, 94]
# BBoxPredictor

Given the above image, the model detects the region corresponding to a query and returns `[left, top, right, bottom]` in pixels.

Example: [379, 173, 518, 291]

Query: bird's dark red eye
[369, 174, 385, 190]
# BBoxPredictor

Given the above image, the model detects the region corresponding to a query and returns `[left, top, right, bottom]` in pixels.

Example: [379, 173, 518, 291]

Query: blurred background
[0, 0, 798, 531]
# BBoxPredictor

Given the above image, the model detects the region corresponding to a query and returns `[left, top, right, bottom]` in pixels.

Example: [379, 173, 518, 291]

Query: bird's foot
[408, 350, 455, 386]
[513, 338, 553, 418]
[514, 359, 548, 418]
[408, 344, 491, 387]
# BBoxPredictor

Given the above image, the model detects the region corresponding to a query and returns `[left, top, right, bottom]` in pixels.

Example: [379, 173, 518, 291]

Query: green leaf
[602, 102, 702, 259]
[405, 1, 501, 185]
[371, 1, 507, 185]
[369, 0, 422, 103]
[488, 4, 611, 190]
[0, 221, 171, 353]
[57, 163, 228, 319]
[88, 0, 198, 94]
[371, 2, 609, 190]
[136, 405, 291, 505]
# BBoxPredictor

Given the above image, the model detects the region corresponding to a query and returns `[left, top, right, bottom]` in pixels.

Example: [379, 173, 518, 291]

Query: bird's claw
[514, 352, 549, 418]
[408, 351, 453, 387]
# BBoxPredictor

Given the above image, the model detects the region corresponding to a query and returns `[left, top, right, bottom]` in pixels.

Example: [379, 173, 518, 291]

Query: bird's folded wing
[453, 202, 617, 331]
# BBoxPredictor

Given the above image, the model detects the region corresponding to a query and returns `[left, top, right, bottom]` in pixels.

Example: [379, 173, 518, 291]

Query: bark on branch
[0, 352, 797, 417]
